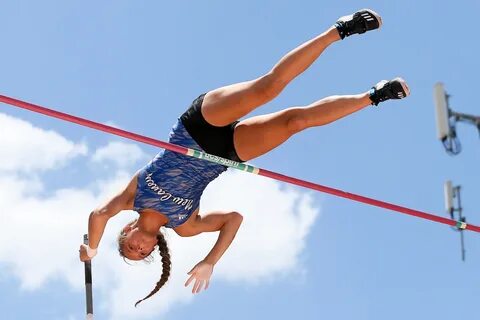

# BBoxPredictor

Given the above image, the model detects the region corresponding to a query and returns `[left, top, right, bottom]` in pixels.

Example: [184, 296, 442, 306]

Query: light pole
[434, 82, 480, 155]
[444, 181, 466, 261]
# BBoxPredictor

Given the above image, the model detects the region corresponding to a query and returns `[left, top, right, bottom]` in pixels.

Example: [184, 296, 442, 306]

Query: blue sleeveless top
[134, 119, 227, 228]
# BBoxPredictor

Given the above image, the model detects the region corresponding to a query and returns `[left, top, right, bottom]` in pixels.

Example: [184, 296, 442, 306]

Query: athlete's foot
[369, 78, 410, 106]
[335, 9, 382, 39]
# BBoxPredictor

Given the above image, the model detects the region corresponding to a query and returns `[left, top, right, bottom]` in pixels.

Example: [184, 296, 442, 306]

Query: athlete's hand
[184, 260, 213, 294]
[79, 244, 91, 262]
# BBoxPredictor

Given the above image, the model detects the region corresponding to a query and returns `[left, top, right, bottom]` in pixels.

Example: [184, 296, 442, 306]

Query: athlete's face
[121, 226, 157, 261]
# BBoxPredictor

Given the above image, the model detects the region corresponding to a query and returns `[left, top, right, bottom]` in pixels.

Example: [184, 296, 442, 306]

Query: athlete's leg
[234, 78, 410, 161]
[201, 27, 340, 126]
[233, 94, 370, 161]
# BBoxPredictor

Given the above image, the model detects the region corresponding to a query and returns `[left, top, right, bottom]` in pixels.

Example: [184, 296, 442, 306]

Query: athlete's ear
[122, 219, 138, 235]
[122, 223, 134, 234]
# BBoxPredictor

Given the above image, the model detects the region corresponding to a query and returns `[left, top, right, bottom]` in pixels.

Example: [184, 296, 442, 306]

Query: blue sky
[0, 1, 479, 319]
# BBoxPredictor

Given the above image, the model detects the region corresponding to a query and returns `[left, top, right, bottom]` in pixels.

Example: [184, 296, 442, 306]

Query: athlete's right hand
[185, 260, 213, 294]
[79, 244, 91, 262]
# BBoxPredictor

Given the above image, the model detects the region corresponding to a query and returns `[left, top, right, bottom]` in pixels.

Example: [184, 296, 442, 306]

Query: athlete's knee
[286, 109, 308, 134]
[254, 72, 288, 102]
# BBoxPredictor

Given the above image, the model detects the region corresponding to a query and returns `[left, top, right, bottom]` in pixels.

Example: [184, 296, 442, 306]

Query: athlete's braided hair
[134, 232, 171, 307]
[117, 220, 172, 307]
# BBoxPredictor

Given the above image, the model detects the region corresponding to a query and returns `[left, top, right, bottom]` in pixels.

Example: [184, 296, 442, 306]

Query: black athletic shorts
[180, 93, 245, 163]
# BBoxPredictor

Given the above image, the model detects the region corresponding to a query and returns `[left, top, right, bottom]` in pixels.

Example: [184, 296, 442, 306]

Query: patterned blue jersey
[133, 119, 227, 228]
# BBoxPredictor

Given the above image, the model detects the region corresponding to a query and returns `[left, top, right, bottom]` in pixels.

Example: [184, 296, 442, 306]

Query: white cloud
[0, 173, 110, 290]
[0, 113, 321, 320]
[0, 113, 87, 173]
[91, 141, 149, 169]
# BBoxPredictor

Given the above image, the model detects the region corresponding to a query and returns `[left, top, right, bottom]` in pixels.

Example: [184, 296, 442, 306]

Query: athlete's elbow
[90, 209, 111, 222]
[230, 211, 243, 224]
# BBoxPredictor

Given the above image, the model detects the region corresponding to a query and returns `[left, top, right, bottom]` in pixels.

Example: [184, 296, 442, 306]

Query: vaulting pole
[83, 234, 94, 320]
[1, 94, 478, 233]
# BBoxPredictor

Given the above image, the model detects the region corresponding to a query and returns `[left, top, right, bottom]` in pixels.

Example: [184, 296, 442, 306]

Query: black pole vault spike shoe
[335, 9, 382, 39]
[369, 78, 410, 106]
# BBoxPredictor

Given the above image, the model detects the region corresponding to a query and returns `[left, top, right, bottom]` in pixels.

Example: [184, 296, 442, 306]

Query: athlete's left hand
[185, 260, 213, 294]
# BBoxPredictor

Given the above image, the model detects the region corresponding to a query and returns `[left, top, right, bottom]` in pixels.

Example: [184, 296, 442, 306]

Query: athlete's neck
[138, 209, 168, 234]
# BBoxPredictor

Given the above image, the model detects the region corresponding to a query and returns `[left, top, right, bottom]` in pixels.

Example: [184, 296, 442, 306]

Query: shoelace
[345, 14, 368, 36]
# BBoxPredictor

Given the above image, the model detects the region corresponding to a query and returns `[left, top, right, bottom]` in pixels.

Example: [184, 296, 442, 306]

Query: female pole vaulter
[79, 9, 409, 307]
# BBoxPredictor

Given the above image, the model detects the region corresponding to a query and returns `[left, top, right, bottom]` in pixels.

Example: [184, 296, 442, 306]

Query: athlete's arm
[183, 211, 243, 293]
[79, 175, 137, 261]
